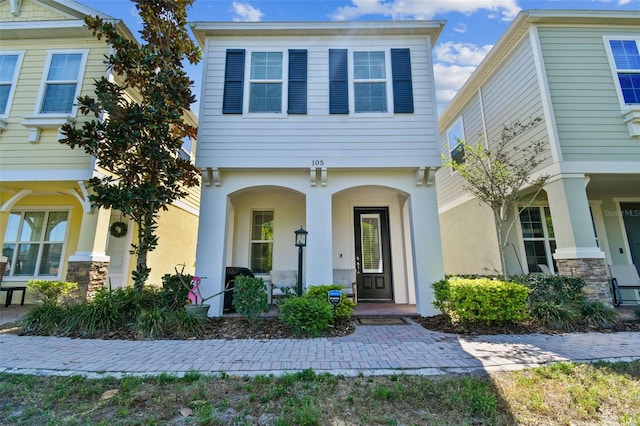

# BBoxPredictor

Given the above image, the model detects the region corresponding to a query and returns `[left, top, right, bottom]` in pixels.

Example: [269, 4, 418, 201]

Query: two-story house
[190, 20, 446, 316]
[437, 10, 640, 304]
[0, 0, 200, 302]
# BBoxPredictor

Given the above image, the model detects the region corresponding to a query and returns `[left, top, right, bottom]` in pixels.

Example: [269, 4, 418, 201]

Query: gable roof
[439, 9, 640, 128]
[190, 20, 446, 48]
[1, 0, 134, 40]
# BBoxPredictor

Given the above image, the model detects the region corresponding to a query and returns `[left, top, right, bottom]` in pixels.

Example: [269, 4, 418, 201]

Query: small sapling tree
[444, 117, 551, 279]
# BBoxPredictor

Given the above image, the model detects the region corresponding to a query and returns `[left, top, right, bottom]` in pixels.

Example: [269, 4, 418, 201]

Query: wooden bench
[1, 286, 26, 307]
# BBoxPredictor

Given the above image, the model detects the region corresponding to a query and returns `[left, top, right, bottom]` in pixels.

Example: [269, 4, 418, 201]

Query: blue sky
[76, 0, 640, 113]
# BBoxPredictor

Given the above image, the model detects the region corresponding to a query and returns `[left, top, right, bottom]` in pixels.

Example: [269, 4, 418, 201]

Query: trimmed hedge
[305, 285, 355, 319]
[433, 277, 530, 326]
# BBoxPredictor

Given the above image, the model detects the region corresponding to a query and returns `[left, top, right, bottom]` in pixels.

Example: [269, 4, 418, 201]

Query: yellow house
[0, 0, 200, 303]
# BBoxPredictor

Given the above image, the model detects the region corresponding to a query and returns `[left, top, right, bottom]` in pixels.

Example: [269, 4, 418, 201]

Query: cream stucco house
[438, 10, 640, 304]
[0, 0, 200, 302]
[190, 20, 446, 316]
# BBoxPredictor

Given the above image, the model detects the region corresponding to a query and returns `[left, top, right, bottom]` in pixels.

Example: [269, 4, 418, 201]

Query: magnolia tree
[444, 117, 550, 279]
[60, 0, 201, 291]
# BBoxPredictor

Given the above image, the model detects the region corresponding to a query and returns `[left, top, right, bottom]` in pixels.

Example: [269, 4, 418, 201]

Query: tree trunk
[493, 209, 509, 281]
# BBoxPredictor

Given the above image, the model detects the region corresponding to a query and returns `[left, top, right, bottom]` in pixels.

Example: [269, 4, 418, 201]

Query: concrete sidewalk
[1, 318, 638, 378]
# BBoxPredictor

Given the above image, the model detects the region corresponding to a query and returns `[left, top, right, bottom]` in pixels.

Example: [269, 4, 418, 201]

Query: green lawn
[1, 361, 639, 425]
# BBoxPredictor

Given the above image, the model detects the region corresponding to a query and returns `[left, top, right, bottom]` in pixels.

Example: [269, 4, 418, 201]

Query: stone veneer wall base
[555, 257, 612, 306]
[66, 261, 109, 302]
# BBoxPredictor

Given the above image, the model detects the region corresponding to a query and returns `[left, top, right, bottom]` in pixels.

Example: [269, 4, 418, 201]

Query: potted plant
[176, 271, 229, 319]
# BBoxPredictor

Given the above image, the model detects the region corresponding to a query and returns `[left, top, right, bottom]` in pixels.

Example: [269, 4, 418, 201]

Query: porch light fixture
[294, 227, 308, 296]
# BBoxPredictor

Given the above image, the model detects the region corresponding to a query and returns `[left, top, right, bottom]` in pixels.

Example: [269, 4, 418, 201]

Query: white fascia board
[0, 169, 93, 182]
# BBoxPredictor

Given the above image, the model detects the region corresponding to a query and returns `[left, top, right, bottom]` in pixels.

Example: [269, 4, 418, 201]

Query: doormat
[356, 317, 409, 325]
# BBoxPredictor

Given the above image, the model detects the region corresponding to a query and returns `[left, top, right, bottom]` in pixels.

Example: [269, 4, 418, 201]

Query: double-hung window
[605, 37, 640, 136]
[447, 119, 465, 165]
[519, 206, 556, 273]
[223, 49, 307, 115]
[2, 210, 69, 278]
[250, 210, 274, 274]
[330, 48, 413, 115]
[39, 51, 86, 114]
[608, 39, 640, 104]
[0, 52, 23, 117]
[353, 51, 387, 113]
[249, 52, 283, 113]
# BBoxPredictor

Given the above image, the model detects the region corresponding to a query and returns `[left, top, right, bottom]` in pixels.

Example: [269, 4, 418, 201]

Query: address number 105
[311, 160, 325, 166]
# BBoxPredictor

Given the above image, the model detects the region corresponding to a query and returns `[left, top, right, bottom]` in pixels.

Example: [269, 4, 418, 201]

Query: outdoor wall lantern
[294, 227, 308, 296]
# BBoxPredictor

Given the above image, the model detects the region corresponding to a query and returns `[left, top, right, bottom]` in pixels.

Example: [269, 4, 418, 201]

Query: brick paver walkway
[1, 319, 638, 378]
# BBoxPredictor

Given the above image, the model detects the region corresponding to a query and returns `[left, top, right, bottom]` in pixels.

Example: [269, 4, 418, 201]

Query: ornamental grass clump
[433, 277, 529, 326]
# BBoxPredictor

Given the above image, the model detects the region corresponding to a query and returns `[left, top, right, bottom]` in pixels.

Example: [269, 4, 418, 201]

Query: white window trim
[243, 50, 288, 118]
[2, 206, 72, 282]
[603, 36, 640, 137]
[516, 204, 556, 274]
[0, 50, 25, 123]
[21, 50, 88, 142]
[249, 209, 275, 274]
[348, 49, 393, 118]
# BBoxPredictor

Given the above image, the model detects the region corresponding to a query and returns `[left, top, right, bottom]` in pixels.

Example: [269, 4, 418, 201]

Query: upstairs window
[447, 119, 465, 164]
[608, 39, 640, 104]
[353, 51, 387, 113]
[0, 53, 22, 116]
[40, 52, 86, 114]
[330, 48, 414, 115]
[179, 136, 193, 162]
[249, 52, 283, 113]
[223, 49, 307, 115]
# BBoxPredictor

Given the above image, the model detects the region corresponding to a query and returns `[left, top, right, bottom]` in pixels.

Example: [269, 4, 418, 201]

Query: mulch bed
[4, 314, 639, 340]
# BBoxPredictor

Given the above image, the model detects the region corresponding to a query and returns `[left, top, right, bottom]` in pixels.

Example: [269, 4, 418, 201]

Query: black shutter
[329, 49, 349, 114]
[391, 48, 414, 114]
[288, 49, 307, 114]
[222, 49, 245, 114]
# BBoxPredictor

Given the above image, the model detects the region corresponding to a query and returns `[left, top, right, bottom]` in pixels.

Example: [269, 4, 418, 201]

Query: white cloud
[231, 1, 264, 22]
[331, 0, 521, 21]
[453, 23, 467, 33]
[617, 0, 631, 5]
[433, 63, 476, 109]
[434, 42, 493, 66]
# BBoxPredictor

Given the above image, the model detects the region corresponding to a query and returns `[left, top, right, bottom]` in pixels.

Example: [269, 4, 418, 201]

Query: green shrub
[635, 305, 640, 320]
[432, 277, 529, 326]
[27, 280, 78, 305]
[161, 271, 193, 311]
[20, 301, 66, 333]
[509, 274, 585, 305]
[529, 301, 580, 330]
[304, 285, 355, 319]
[135, 307, 170, 339]
[278, 296, 334, 336]
[232, 275, 269, 323]
[580, 301, 617, 328]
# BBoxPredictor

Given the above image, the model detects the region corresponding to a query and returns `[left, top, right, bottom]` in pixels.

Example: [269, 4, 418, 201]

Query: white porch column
[545, 174, 604, 259]
[305, 187, 333, 287]
[194, 188, 230, 317]
[545, 174, 610, 304]
[409, 186, 444, 317]
[66, 208, 111, 301]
